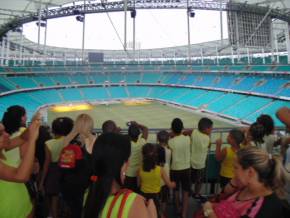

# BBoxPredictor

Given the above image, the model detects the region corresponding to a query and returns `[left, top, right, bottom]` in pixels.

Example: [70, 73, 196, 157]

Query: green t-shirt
[46, 137, 65, 163]
[0, 156, 32, 218]
[4, 127, 26, 167]
[168, 135, 190, 170]
[190, 130, 210, 169]
[126, 137, 146, 177]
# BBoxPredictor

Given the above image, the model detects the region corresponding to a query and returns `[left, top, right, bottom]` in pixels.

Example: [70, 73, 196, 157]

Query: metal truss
[0, 0, 289, 40]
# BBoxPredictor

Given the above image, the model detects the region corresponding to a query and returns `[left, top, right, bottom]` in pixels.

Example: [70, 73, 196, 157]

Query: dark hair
[198, 117, 213, 132]
[257, 114, 274, 136]
[229, 129, 245, 146]
[102, 120, 117, 134]
[249, 122, 265, 145]
[171, 118, 183, 134]
[84, 133, 131, 218]
[51, 117, 73, 136]
[128, 124, 140, 142]
[35, 125, 52, 169]
[237, 147, 288, 198]
[157, 130, 169, 144]
[142, 143, 158, 172]
[2, 105, 26, 134]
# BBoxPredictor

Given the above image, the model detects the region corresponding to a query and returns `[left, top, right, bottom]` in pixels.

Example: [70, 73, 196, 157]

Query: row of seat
[0, 72, 288, 97]
[1, 64, 290, 73]
[0, 85, 288, 126]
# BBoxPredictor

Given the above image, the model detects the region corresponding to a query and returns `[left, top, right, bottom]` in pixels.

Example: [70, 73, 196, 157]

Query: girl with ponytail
[84, 133, 157, 218]
[198, 147, 288, 218]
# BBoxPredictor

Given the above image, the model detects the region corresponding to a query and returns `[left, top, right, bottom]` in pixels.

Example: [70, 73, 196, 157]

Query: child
[43, 117, 74, 218]
[125, 121, 148, 192]
[257, 114, 280, 154]
[139, 143, 175, 218]
[249, 122, 266, 149]
[168, 118, 191, 218]
[84, 133, 157, 218]
[157, 130, 172, 218]
[190, 117, 213, 199]
[215, 129, 245, 189]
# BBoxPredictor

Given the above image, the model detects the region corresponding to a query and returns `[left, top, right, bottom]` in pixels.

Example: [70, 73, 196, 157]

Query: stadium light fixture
[187, 7, 195, 18]
[12, 27, 22, 33]
[36, 21, 47, 27]
[76, 15, 85, 22]
[131, 9, 136, 18]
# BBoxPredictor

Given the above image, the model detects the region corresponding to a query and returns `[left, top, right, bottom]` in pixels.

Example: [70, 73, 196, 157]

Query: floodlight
[73, 9, 81, 15]
[76, 15, 85, 22]
[12, 27, 23, 33]
[187, 7, 195, 18]
[36, 21, 47, 27]
[131, 9, 136, 18]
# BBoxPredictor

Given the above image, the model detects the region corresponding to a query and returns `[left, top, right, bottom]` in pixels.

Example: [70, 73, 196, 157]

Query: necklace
[237, 187, 272, 201]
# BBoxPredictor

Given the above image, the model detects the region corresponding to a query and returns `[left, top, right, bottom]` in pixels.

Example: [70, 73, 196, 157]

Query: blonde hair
[75, 114, 94, 136]
[237, 147, 289, 198]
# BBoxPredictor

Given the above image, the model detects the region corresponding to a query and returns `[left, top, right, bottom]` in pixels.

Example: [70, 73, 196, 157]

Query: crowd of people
[0, 104, 289, 218]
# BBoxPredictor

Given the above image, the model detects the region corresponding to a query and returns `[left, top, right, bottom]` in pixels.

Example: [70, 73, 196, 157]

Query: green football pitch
[47, 101, 237, 143]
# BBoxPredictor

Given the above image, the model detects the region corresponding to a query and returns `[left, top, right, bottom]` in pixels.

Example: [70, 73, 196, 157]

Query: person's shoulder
[190, 129, 197, 136]
[264, 192, 281, 202]
[257, 193, 284, 218]
[192, 129, 209, 138]
[45, 138, 55, 146]
[137, 137, 146, 145]
[129, 194, 156, 218]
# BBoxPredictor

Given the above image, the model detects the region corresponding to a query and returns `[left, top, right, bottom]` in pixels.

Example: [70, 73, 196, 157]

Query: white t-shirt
[263, 134, 279, 154]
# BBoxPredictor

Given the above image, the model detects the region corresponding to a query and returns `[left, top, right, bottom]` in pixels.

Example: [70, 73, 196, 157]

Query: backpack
[58, 142, 83, 169]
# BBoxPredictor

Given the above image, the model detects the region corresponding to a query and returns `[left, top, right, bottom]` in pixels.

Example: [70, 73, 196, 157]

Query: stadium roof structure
[0, 0, 290, 63]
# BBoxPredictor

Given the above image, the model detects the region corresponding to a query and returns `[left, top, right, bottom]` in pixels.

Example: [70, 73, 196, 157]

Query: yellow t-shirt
[220, 147, 237, 178]
[168, 135, 190, 170]
[4, 127, 26, 167]
[139, 166, 161, 193]
[190, 130, 210, 169]
[46, 137, 65, 163]
[126, 137, 146, 177]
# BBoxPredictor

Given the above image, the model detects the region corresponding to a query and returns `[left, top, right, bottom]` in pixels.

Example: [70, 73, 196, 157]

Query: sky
[23, 9, 228, 50]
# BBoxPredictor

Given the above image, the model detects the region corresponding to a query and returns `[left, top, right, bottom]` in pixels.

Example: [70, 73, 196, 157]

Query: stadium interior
[0, 0, 290, 218]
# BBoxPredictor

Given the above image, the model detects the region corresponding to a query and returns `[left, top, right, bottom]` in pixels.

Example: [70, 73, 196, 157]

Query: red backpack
[58, 144, 83, 169]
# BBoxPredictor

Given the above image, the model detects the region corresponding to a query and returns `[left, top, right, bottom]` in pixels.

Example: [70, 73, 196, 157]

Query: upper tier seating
[0, 64, 288, 125]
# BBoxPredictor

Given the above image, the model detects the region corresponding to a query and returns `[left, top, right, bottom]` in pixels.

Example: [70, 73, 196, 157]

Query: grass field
[47, 100, 237, 143]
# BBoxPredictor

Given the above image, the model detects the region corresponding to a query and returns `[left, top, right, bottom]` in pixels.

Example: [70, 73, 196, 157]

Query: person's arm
[6, 113, 42, 151]
[276, 107, 290, 127]
[183, 129, 193, 136]
[221, 178, 243, 198]
[280, 136, 290, 159]
[160, 167, 176, 189]
[138, 123, 148, 140]
[129, 195, 157, 218]
[0, 120, 40, 182]
[158, 146, 165, 166]
[202, 202, 217, 218]
[215, 139, 226, 161]
[4, 136, 25, 151]
[63, 127, 79, 147]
